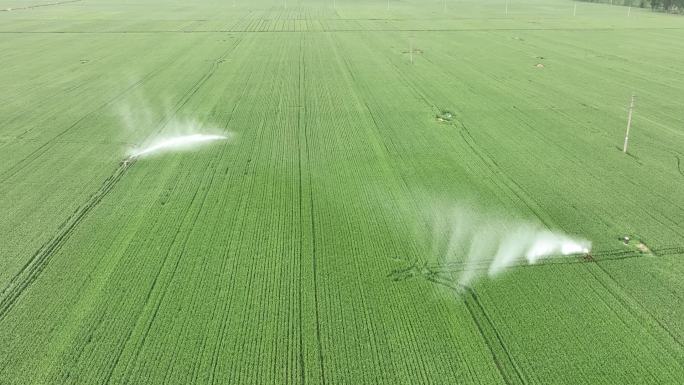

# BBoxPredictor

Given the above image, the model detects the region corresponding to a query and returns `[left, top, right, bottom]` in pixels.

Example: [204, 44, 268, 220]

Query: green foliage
[0, 0, 683, 384]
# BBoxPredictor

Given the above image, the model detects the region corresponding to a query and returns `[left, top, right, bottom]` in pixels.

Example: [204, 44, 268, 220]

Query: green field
[1, 0, 683, 383]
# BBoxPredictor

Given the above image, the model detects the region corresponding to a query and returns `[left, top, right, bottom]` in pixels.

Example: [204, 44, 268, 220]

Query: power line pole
[623, 94, 636, 153]
[409, 37, 414, 64]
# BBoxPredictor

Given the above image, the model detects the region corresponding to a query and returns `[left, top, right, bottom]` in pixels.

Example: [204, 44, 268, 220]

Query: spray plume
[427, 203, 590, 287]
[116, 94, 232, 159]
[130, 134, 228, 158]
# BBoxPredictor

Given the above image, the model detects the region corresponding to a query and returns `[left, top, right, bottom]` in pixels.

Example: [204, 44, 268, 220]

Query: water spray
[423, 204, 591, 287]
[129, 134, 229, 158]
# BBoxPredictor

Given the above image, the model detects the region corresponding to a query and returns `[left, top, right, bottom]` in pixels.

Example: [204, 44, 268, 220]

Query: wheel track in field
[48, 170, 185, 383]
[389, 246, 684, 281]
[94, 38, 246, 385]
[178, 39, 257, 385]
[425, 276, 526, 385]
[296, 32, 310, 385]
[5, 26, 684, 34]
[330, 33, 432, 268]
[458, 124, 555, 228]
[393, 246, 684, 380]
[0, 33, 215, 185]
[298, 32, 327, 385]
[332, 31, 437, 381]
[44, 35, 245, 380]
[173, 32, 259, 384]
[585, 258, 684, 361]
[375, 31, 684, 370]
[374, 33, 557, 231]
[0, 0, 81, 12]
[0, 158, 136, 321]
[0, 34, 242, 330]
[116, 147, 227, 385]
[0, 68, 162, 185]
[203, 54, 258, 385]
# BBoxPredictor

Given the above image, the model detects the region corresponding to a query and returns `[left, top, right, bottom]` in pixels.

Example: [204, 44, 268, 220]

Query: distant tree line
[578, 0, 684, 13]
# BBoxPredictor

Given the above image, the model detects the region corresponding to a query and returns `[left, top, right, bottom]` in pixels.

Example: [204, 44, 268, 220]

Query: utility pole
[573, 3, 577, 16]
[627, 6, 631, 16]
[505, 0, 508, 15]
[409, 37, 414, 64]
[623, 94, 636, 153]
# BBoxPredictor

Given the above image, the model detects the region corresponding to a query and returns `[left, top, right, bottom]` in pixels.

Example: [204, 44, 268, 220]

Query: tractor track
[0, 34, 244, 324]
[0, 158, 135, 321]
[4, 27, 684, 34]
[0, 68, 162, 185]
[389, 246, 684, 281]
[424, 276, 525, 385]
[393, 245, 684, 379]
[299, 32, 327, 385]
[0, 0, 81, 12]
[588, 260, 684, 354]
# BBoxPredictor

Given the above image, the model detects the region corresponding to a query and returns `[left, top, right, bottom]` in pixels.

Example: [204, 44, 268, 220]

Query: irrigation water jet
[426, 203, 591, 286]
[129, 134, 229, 158]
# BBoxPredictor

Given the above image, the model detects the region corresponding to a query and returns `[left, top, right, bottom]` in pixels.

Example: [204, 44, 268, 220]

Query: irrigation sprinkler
[623, 94, 636, 153]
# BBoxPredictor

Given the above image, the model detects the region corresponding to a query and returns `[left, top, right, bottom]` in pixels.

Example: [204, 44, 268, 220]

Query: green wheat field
[1, 0, 683, 383]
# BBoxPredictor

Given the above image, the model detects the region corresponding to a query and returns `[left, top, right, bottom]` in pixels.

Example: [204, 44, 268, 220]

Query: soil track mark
[3, 27, 684, 34]
[0, 68, 161, 184]
[0, 158, 135, 321]
[298, 32, 326, 385]
[0, 0, 81, 12]
[463, 287, 527, 385]
[388, 246, 684, 281]
[0, 35, 243, 324]
[423, 276, 525, 385]
[587, 260, 684, 358]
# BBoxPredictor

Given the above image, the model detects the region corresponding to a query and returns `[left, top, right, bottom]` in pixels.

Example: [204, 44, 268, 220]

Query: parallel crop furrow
[0, 67, 161, 184]
[0, 158, 135, 321]
[459, 124, 554, 229]
[389, 246, 684, 281]
[0, 0, 82, 12]
[424, 276, 526, 385]
[462, 287, 527, 385]
[299, 32, 326, 385]
[587, 261, 684, 356]
[296, 32, 309, 385]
